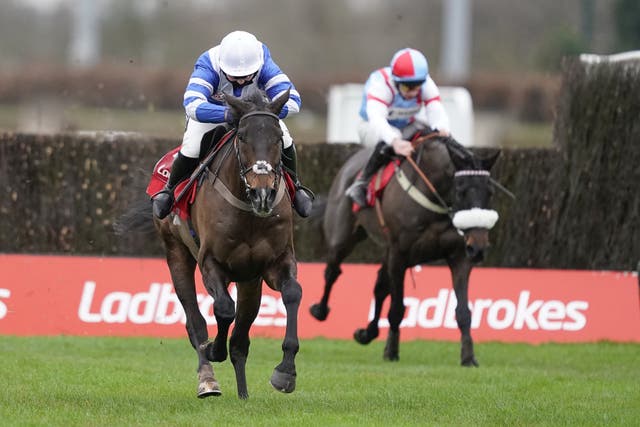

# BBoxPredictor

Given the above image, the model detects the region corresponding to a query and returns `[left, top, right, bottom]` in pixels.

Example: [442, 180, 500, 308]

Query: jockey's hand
[391, 138, 414, 157]
[224, 108, 236, 125]
[435, 128, 451, 137]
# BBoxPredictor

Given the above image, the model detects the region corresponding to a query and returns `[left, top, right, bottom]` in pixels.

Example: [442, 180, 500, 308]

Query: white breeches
[179, 118, 293, 158]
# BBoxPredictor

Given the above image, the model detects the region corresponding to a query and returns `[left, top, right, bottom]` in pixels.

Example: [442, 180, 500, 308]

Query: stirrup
[345, 180, 368, 207]
[152, 188, 175, 219]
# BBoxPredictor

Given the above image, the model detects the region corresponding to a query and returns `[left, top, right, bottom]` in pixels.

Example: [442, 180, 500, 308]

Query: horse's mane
[439, 136, 485, 169]
[241, 89, 270, 110]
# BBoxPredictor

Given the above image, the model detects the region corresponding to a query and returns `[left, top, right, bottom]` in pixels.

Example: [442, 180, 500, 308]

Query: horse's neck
[407, 145, 455, 199]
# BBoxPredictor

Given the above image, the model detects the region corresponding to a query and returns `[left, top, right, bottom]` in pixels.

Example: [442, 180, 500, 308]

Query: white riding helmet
[219, 31, 264, 77]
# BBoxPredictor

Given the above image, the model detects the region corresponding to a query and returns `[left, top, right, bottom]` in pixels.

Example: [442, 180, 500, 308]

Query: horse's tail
[113, 168, 156, 237]
[301, 194, 327, 253]
[113, 196, 155, 236]
[308, 194, 327, 229]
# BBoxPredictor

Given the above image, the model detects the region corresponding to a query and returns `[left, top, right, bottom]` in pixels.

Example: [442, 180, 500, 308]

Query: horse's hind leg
[228, 278, 262, 399]
[161, 235, 221, 397]
[310, 226, 367, 321]
[354, 263, 389, 344]
[447, 256, 479, 367]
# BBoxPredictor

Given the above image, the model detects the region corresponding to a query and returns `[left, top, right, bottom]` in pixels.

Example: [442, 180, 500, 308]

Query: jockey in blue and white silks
[346, 48, 451, 207]
[152, 30, 313, 219]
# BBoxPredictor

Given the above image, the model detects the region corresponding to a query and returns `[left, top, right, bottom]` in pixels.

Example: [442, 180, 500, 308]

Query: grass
[0, 336, 637, 426]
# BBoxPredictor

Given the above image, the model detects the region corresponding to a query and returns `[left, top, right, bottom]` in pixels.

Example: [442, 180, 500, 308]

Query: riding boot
[345, 141, 393, 207]
[282, 144, 314, 218]
[152, 152, 199, 219]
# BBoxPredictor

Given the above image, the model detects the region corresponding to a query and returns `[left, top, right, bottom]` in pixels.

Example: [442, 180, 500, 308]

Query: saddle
[146, 128, 296, 220]
[352, 160, 400, 213]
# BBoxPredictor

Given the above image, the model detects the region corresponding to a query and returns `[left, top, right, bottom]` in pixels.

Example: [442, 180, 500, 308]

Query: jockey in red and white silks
[346, 48, 451, 207]
[358, 48, 450, 149]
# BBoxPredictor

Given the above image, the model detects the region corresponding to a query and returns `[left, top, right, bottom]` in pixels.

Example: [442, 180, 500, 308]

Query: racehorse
[141, 91, 301, 399]
[309, 133, 501, 366]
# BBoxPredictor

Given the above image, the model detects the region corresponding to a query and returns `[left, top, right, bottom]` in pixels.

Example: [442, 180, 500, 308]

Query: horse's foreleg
[447, 256, 478, 367]
[383, 251, 408, 361]
[162, 237, 220, 398]
[229, 279, 262, 399]
[199, 255, 235, 363]
[265, 271, 301, 394]
[354, 264, 389, 344]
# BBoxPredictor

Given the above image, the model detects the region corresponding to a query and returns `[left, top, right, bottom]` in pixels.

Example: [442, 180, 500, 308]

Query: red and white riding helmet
[390, 48, 429, 84]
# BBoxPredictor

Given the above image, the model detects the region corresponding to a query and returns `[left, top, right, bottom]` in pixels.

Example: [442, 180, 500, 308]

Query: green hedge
[0, 58, 637, 270]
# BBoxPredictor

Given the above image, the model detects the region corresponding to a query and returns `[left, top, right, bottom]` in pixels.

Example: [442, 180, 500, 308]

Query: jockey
[152, 30, 313, 219]
[345, 47, 451, 207]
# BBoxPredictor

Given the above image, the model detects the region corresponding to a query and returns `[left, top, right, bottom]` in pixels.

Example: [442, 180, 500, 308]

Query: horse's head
[445, 140, 501, 262]
[226, 90, 289, 217]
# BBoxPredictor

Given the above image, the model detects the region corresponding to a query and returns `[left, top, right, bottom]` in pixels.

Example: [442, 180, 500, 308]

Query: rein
[400, 132, 451, 215]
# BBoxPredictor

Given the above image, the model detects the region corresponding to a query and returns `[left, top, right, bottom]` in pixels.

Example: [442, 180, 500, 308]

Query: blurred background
[1, 0, 638, 147]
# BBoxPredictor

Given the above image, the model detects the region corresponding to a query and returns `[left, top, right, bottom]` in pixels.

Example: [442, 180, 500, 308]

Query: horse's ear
[480, 149, 501, 171]
[267, 89, 290, 116]
[225, 93, 251, 118]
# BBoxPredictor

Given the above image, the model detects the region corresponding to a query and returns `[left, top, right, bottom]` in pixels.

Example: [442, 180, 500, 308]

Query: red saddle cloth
[146, 144, 297, 220]
[146, 147, 197, 220]
[352, 160, 400, 213]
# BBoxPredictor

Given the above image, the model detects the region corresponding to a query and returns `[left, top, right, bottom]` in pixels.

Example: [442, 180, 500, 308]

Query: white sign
[327, 84, 475, 146]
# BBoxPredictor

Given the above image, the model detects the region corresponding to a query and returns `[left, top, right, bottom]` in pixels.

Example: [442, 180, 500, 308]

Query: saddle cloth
[352, 159, 400, 213]
[146, 134, 296, 220]
[146, 147, 196, 220]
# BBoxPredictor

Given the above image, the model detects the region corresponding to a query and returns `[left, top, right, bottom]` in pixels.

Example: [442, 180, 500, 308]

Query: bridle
[233, 111, 283, 199]
[396, 132, 500, 233]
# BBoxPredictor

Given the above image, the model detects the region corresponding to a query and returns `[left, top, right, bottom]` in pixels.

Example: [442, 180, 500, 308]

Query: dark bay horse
[152, 91, 301, 399]
[309, 134, 500, 366]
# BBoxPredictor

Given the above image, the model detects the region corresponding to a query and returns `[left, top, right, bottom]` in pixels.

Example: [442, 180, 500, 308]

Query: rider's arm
[183, 50, 227, 123]
[363, 72, 402, 144]
[415, 77, 450, 135]
[258, 45, 302, 119]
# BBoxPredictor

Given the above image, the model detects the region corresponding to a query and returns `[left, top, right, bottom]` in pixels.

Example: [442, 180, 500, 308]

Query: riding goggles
[397, 81, 424, 92]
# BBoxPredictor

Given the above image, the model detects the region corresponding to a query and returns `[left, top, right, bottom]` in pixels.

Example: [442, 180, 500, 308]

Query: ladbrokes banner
[0, 254, 638, 343]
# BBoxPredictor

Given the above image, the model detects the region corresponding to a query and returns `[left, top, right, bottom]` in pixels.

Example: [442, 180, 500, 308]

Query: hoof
[353, 328, 377, 345]
[309, 303, 329, 321]
[383, 330, 399, 361]
[270, 368, 296, 393]
[197, 378, 222, 398]
[461, 357, 479, 367]
[383, 353, 399, 361]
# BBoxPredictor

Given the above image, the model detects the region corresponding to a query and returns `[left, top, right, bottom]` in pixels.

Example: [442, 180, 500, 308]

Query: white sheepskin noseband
[452, 208, 499, 230]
